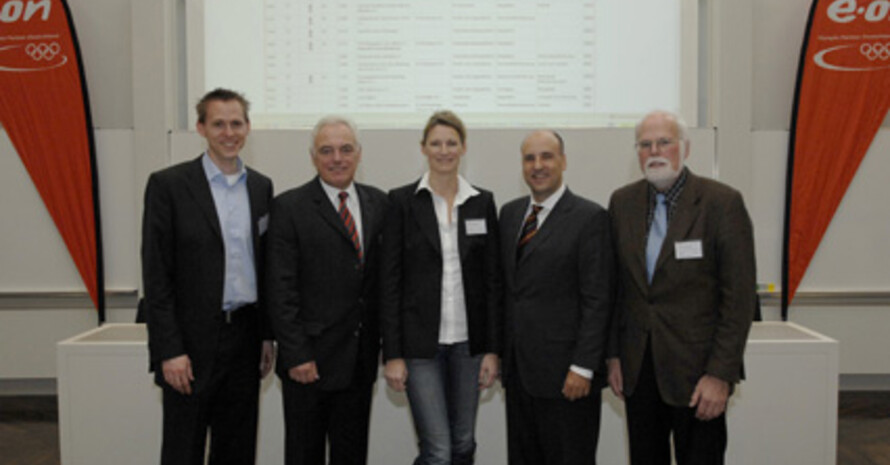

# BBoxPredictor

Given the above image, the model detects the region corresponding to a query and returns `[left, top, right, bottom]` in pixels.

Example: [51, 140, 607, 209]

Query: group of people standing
[141, 88, 756, 465]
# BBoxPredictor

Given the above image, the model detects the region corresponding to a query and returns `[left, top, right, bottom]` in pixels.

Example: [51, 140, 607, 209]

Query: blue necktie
[646, 193, 667, 284]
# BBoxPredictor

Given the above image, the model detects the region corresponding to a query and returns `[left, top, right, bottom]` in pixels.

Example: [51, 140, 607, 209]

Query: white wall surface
[1, 0, 889, 386]
[68, 0, 134, 129]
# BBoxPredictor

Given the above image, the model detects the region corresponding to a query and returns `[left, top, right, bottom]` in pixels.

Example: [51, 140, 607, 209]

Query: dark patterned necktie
[517, 205, 543, 260]
[338, 191, 362, 260]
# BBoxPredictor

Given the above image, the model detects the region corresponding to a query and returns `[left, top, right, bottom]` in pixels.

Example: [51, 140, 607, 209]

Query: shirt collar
[415, 172, 480, 206]
[648, 167, 688, 206]
[529, 182, 567, 211]
[319, 176, 358, 202]
[202, 152, 246, 185]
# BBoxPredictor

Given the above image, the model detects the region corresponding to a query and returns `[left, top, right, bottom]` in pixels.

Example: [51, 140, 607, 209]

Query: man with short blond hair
[143, 88, 275, 465]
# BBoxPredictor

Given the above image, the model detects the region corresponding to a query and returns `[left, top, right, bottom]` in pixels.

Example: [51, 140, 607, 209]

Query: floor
[1, 392, 888, 465]
[0, 396, 59, 465]
[837, 391, 890, 465]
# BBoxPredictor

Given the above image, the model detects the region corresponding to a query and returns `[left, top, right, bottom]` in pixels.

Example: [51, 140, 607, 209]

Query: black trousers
[505, 360, 601, 465]
[160, 313, 261, 465]
[625, 343, 727, 465]
[281, 364, 373, 465]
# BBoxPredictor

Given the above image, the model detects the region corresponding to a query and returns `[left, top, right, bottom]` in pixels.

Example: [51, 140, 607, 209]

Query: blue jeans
[405, 342, 483, 465]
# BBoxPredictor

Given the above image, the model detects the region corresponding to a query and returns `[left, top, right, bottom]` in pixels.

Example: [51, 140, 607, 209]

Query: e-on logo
[0, 0, 50, 23]
[827, 0, 890, 23]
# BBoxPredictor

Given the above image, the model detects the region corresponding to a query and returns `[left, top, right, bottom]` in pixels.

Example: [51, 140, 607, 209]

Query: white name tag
[675, 240, 703, 260]
[465, 219, 487, 235]
[258, 214, 269, 235]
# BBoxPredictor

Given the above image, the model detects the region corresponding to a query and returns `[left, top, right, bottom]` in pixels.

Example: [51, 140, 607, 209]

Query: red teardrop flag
[783, 0, 890, 317]
[0, 0, 104, 319]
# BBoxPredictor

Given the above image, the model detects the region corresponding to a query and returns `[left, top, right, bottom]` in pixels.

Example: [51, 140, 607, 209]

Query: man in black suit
[499, 130, 613, 465]
[266, 116, 388, 465]
[142, 88, 275, 465]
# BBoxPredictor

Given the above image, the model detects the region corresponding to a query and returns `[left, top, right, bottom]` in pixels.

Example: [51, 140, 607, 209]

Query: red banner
[0, 0, 104, 318]
[783, 0, 890, 316]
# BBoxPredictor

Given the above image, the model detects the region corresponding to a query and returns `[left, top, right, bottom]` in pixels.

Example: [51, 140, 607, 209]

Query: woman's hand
[478, 353, 499, 389]
[384, 358, 408, 392]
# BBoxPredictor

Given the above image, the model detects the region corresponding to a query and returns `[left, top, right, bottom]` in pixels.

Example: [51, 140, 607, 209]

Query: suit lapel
[516, 190, 573, 267]
[624, 181, 651, 293]
[502, 198, 528, 280]
[355, 183, 378, 254]
[456, 194, 486, 262]
[310, 177, 353, 243]
[246, 168, 265, 255]
[409, 188, 442, 256]
[185, 156, 222, 240]
[457, 198, 471, 262]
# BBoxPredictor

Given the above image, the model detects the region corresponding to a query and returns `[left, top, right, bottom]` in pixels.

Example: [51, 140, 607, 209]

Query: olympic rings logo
[860, 43, 890, 61]
[24, 42, 60, 61]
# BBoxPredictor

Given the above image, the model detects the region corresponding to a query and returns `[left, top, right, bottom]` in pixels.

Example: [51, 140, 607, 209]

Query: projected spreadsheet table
[260, 2, 596, 115]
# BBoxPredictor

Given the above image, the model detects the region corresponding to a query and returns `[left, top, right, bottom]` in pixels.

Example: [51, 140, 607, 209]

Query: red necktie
[338, 191, 362, 260]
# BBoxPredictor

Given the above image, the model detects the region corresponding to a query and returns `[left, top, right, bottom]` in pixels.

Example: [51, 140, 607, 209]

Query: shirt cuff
[570, 365, 593, 379]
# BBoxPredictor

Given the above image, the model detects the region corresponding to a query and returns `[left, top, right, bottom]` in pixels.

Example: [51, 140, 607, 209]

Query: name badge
[258, 214, 269, 235]
[675, 240, 703, 260]
[465, 219, 487, 235]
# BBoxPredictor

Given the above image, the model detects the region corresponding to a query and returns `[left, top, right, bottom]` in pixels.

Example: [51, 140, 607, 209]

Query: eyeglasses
[635, 138, 676, 152]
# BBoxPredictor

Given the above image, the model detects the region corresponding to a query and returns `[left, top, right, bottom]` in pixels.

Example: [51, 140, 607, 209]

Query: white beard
[644, 156, 683, 191]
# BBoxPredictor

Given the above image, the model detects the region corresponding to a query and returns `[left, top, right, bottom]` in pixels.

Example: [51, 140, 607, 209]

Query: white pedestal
[57, 324, 161, 465]
[597, 321, 839, 465]
[726, 322, 839, 465]
[57, 322, 838, 465]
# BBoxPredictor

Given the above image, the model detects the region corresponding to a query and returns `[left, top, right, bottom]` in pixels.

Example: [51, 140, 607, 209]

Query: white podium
[57, 324, 162, 465]
[597, 321, 839, 464]
[57, 322, 838, 465]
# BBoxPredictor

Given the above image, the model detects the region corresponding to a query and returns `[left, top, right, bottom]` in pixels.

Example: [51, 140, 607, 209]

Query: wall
[1, 0, 889, 390]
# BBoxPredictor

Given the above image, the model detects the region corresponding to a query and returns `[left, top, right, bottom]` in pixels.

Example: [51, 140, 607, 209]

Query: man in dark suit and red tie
[499, 130, 614, 465]
[142, 88, 275, 465]
[607, 110, 756, 465]
[265, 116, 388, 465]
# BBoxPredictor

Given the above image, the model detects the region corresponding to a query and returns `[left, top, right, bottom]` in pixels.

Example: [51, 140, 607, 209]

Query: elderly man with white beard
[606, 110, 756, 465]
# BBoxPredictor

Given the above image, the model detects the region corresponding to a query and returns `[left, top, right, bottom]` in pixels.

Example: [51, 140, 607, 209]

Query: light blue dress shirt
[202, 154, 257, 311]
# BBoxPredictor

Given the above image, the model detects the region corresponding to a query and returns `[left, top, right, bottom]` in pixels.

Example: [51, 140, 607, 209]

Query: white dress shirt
[521, 182, 567, 232]
[416, 173, 480, 344]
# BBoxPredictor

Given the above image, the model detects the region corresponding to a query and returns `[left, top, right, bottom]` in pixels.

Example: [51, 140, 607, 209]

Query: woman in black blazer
[380, 110, 502, 465]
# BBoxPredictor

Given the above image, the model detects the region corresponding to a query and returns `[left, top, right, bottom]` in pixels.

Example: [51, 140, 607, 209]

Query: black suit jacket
[266, 177, 388, 391]
[379, 181, 502, 361]
[608, 171, 755, 406]
[500, 189, 613, 399]
[142, 156, 273, 391]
